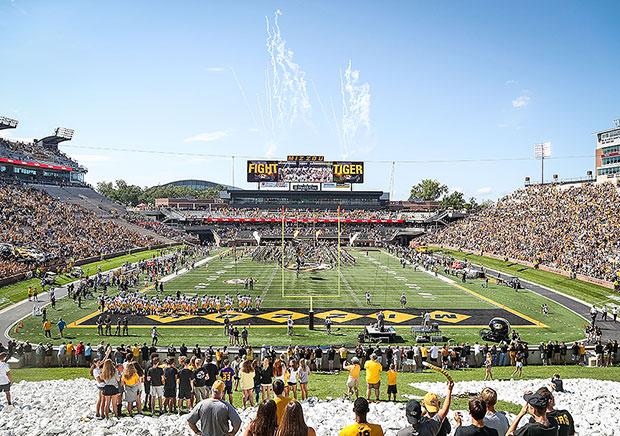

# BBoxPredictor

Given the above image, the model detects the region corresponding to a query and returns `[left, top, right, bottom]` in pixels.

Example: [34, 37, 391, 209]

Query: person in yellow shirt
[364, 354, 382, 401]
[343, 357, 361, 399]
[273, 379, 292, 425]
[339, 397, 384, 436]
[386, 363, 398, 402]
[43, 319, 52, 338]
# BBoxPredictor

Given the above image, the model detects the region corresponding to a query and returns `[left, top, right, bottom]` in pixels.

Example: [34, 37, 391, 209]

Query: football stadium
[1, 2, 620, 436]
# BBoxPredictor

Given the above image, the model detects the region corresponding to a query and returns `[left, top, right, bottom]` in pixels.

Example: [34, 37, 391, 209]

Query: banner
[204, 217, 404, 224]
[290, 182, 321, 192]
[332, 161, 364, 183]
[247, 160, 279, 182]
[321, 182, 352, 191]
[259, 181, 289, 190]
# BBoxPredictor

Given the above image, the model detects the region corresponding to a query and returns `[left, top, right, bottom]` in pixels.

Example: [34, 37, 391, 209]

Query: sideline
[3, 249, 221, 342]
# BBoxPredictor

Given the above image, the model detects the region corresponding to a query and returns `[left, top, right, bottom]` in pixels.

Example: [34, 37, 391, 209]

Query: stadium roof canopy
[162, 179, 240, 191]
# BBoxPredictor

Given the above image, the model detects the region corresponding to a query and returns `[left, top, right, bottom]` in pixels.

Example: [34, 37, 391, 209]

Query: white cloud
[184, 130, 230, 143]
[505, 80, 517, 85]
[512, 95, 530, 108]
[249, 128, 261, 133]
[477, 187, 492, 194]
[206, 67, 225, 72]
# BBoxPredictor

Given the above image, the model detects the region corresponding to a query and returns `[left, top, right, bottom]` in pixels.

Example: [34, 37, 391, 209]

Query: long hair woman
[484, 352, 493, 381]
[89, 358, 105, 419]
[276, 401, 316, 436]
[240, 359, 256, 408]
[260, 358, 273, 401]
[252, 359, 262, 404]
[287, 359, 299, 400]
[121, 362, 142, 415]
[297, 359, 310, 400]
[100, 359, 121, 418]
[242, 400, 277, 436]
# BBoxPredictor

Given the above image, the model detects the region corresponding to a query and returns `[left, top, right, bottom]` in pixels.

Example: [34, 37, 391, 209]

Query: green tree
[440, 191, 467, 210]
[409, 179, 448, 201]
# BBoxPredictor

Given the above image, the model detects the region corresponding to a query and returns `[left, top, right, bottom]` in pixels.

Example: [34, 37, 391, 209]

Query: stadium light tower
[0, 116, 19, 130]
[534, 142, 551, 184]
[36, 126, 75, 150]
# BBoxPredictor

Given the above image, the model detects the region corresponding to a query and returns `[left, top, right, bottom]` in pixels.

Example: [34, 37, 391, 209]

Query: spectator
[506, 391, 558, 436]
[535, 387, 575, 436]
[187, 380, 242, 436]
[364, 354, 382, 401]
[397, 381, 454, 436]
[273, 379, 292, 425]
[0, 352, 12, 406]
[339, 397, 384, 436]
[242, 399, 277, 436]
[480, 387, 509, 436]
[454, 397, 498, 436]
[276, 400, 316, 436]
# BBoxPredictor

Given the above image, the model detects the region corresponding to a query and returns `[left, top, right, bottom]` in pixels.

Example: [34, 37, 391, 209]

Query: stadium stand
[424, 183, 620, 282]
[0, 181, 159, 279]
[0, 137, 81, 170]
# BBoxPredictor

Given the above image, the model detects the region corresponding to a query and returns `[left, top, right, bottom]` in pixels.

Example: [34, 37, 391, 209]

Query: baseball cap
[523, 392, 548, 409]
[370, 353, 377, 360]
[405, 399, 423, 425]
[422, 392, 441, 413]
[212, 380, 225, 393]
[351, 357, 360, 364]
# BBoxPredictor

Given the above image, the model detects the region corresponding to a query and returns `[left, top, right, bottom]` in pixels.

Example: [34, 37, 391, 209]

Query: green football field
[167, 248, 495, 310]
[12, 246, 588, 347]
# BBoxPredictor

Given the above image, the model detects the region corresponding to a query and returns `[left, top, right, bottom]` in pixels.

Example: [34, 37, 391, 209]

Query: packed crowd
[124, 211, 192, 242]
[0, 181, 158, 279]
[424, 183, 620, 282]
[252, 241, 356, 267]
[0, 137, 81, 169]
[195, 207, 404, 221]
[0, 184, 156, 277]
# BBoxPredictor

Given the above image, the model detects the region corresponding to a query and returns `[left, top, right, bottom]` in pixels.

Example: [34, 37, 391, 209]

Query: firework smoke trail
[265, 9, 311, 131]
[340, 60, 371, 158]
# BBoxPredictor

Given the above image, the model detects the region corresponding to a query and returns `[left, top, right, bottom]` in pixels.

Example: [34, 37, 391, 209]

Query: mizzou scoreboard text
[247, 159, 364, 184]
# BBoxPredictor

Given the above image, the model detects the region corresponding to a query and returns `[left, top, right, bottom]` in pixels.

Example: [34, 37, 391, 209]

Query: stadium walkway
[481, 266, 620, 342]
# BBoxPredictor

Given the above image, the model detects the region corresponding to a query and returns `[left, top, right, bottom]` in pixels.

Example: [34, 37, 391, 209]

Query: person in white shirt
[474, 343, 482, 367]
[430, 344, 439, 365]
[0, 352, 12, 406]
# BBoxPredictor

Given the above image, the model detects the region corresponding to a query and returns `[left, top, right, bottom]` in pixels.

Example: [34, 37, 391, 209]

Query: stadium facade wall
[431, 244, 615, 290]
[0, 243, 179, 288]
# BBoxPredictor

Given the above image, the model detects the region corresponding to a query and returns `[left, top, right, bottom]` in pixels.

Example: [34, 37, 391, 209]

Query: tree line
[96, 180, 221, 207]
[409, 179, 493, 211]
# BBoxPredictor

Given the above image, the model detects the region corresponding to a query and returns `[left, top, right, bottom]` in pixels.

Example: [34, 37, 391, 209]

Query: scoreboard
[247, 156, 364, 185]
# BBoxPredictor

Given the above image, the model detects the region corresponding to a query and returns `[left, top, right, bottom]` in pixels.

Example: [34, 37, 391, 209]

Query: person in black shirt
[177, 357, 194, 411]
[454, 397, 498, 436]
[147, 357, 164, 415]
[163, 358, 178, 413]
[179, 343, 188, 357]
[192, 358, 209, 403]
[204, 359, 219, 394]
[506, 391, 558, 436]
[327, 347, 336, 371]
[192, 344, 202, 359]
[534, 387, 574, 436]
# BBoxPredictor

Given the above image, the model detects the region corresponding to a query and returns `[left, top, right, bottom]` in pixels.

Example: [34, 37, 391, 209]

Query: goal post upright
[281, 206, 285, 299]
[337, 205, 341, 298]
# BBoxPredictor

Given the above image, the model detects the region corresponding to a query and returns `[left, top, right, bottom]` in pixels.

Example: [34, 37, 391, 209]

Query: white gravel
[0, 377, 618, 435]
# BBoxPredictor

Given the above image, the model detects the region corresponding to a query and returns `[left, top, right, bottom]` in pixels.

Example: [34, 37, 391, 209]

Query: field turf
[11, 247, 587, 347]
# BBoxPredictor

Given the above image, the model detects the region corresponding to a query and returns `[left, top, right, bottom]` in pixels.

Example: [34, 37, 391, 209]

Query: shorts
[151, 385, 164, 398]
[102, 385, 119, 396]
[387, 385, 397, 395]
[178, 388, 192, 400]
[346, 377, 359, 389]
[516, 362, 524, 368]
[368, 381, 380, 390]
[0, 383, 11, 393]
[224, 385, 233, 395]
[164, 387, 177, 398]
[288, 382, 297, 386]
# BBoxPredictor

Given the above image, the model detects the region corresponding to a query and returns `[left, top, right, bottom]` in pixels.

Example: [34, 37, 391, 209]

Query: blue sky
[1, 0, 618, 200]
